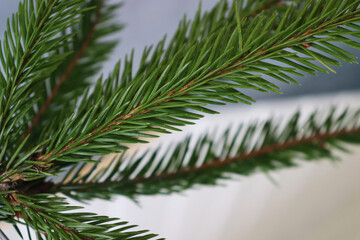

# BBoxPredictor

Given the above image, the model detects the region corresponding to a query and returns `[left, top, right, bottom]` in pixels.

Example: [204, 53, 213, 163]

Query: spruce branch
[1, 0, 359, 202]
[0, 0, 301, 197]
[27, 0, 293, 148]
[1, 0, 360, 238]
[54, 107, 360, 200]
[0, 0, 300, 179]
[0, 0, 86, 156]
[35, 0, 360, 165]
[25, 0, 123, 144]
[0, 0, 123, 187]
[0, 194, 160, 240]
[24, 0, 105, 139]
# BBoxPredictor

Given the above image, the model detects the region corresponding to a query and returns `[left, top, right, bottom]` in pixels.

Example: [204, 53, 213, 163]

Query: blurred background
[1, 0, 360, 239]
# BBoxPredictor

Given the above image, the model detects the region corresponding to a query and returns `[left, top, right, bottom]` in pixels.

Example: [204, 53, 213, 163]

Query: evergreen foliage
[55, 107, 360, 201]
[0, 0, 360, 239]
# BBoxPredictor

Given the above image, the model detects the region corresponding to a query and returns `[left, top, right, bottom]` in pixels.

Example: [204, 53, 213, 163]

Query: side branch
[59, 126, 360, 191]
[8, 194, 95, 240]
[0, 1, 55, 131]
[24, 0, 104, 138]
[137, 127, 360, 181]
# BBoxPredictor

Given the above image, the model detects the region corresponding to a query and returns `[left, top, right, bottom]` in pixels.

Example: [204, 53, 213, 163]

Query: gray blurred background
[1, 1, 360, 240]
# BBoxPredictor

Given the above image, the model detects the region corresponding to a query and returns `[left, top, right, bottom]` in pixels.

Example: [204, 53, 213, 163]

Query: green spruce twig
[54, 107, 360, 200]
[1, 0, 360, 239]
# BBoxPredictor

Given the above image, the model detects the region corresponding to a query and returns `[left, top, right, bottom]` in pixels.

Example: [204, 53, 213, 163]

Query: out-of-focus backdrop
[1, 1, 360, 239]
